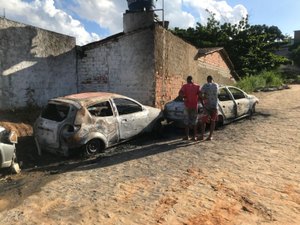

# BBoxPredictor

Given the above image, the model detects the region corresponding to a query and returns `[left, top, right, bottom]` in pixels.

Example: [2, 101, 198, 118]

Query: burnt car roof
[50, 92, 126, 108]
[64, 92, 123, 99]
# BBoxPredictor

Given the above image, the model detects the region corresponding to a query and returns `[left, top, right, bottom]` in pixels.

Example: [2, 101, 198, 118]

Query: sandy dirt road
[0, 85, 299, 225]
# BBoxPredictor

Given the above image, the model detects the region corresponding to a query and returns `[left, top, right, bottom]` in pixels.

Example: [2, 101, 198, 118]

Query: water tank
[127, 0, 155, 11]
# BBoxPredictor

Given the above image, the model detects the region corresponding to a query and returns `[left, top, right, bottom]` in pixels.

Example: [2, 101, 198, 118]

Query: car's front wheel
[249, 103, 256, 116]
[83, 139, 104, 157]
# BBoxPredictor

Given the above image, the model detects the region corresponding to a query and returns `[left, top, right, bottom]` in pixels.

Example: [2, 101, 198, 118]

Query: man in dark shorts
[179, 75, 201, 141]
[200, 75, 219, 140]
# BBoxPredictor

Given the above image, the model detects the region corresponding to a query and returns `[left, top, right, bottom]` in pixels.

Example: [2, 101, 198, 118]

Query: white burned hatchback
[164, 85, 259, 127]
[34, 92, 164, 156]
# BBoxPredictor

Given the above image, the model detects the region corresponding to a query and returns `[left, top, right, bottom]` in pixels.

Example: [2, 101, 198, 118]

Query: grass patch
[236, 70, 284, 92]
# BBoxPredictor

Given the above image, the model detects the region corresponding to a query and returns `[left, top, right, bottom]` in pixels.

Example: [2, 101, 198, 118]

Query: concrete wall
[77, 28, 156, 106]
[0, 14, 235, 111]
[123, 11, 154, 33]
[154, 25, 235, 108]
[0, 18, 77, 110]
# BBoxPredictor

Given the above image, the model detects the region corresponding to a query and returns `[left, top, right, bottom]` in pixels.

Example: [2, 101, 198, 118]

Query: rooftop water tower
[124, 0, 157, 33]
[127, 0, 155, 12]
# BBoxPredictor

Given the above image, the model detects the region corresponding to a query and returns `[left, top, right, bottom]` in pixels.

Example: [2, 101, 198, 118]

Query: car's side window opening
[0, 129, 12, 144]
[228, 88, 246, 100]
[218, 88, 231, 101]
[87, 101, 113, 117]
[113, 98, 143, 115]
[41, 103, 70, 122]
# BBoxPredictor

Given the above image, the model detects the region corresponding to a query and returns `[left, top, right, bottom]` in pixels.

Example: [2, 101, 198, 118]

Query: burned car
[0, 126, 20, 173]
[34, 92, 164, 156]
[164, 85, 259, 126]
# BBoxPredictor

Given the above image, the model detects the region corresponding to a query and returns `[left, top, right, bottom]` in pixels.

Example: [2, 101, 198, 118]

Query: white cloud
[71, 0, 127, 35]
[68, 0, 247, 37]
[0, 0, 100, 45]
[0, 0, 248, 45]
[156, 0, 195, 29]
[159, 0, 248, 28]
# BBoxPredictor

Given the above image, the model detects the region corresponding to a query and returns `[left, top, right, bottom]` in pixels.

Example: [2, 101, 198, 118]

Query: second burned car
[34, 92, 164, 157]
[164, 85, 259, 127]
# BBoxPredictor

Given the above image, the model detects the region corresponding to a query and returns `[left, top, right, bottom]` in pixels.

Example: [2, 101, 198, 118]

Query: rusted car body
[164, 85, 259, 126]
[0, 126, 20, 173]
[34, 92, 164, 156]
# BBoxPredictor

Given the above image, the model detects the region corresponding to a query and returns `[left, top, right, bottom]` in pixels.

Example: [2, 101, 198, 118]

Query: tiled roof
[196, 47, 240, 80]
[197, 47, 224, 56]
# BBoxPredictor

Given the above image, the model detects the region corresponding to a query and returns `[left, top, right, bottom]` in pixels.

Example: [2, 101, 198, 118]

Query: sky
[0, 0, 299, 46]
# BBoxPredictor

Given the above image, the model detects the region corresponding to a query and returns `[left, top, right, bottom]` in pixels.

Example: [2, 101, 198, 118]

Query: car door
[218, 87, 236, 120]
[34, 102, 72, 149]
[113, 98, 148, 140]
[227, 87, 250, 117]
[87, 101, 119, 145]
[0, 143, 15, 168]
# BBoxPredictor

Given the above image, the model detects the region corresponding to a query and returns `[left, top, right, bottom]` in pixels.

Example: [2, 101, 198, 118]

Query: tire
[249, 103, 256, 117]
[152, 120, 163, 138]
[83, 139, 104, 157]
[251, 104, 256, 114]
[216, 115, 224, 129]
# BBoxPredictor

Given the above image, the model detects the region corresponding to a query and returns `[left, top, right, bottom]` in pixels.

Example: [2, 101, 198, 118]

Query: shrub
[236, 70, 283, 92]
[260, 70, 283, 86]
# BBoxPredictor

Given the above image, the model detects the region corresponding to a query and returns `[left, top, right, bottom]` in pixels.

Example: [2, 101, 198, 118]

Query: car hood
[164, 101, 185, 111]
[164, 100, 203, 111]
[163, 101, 185, 124]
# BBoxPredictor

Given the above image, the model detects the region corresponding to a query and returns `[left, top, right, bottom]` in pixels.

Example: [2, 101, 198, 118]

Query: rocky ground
[0, 85, 299, 225]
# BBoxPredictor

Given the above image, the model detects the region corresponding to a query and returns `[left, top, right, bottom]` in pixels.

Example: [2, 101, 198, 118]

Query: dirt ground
[0, 85, 299, 225]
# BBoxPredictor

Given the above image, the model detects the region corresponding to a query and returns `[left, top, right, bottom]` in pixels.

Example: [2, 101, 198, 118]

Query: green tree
[171, 12, 290, 78]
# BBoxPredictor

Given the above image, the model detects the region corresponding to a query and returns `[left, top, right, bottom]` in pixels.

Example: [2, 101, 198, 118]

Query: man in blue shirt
[200, 75, 219, 141]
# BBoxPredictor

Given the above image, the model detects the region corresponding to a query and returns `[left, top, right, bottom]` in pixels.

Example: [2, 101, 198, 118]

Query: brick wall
[0, 18, 77, 110]
[154, 25, 235, 109]
[199, 52, 229, 70]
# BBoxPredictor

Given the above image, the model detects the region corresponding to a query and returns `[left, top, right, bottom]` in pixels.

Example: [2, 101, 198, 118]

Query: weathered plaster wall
[154, 25, 235, 108]
[0, 18, 77, 110]
[0, 15, 236, 111]
[77, 28, 156, 106]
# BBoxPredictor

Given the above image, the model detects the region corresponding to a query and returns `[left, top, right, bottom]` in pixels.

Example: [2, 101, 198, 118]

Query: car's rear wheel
[216, 115, 224, 129]
[83, 139, 104, 157]
[152, 120, 164, 138]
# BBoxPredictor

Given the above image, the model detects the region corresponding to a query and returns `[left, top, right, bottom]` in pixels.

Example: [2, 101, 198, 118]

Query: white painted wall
[78, 28, 156, 106]
[0, 18, 77, 110]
